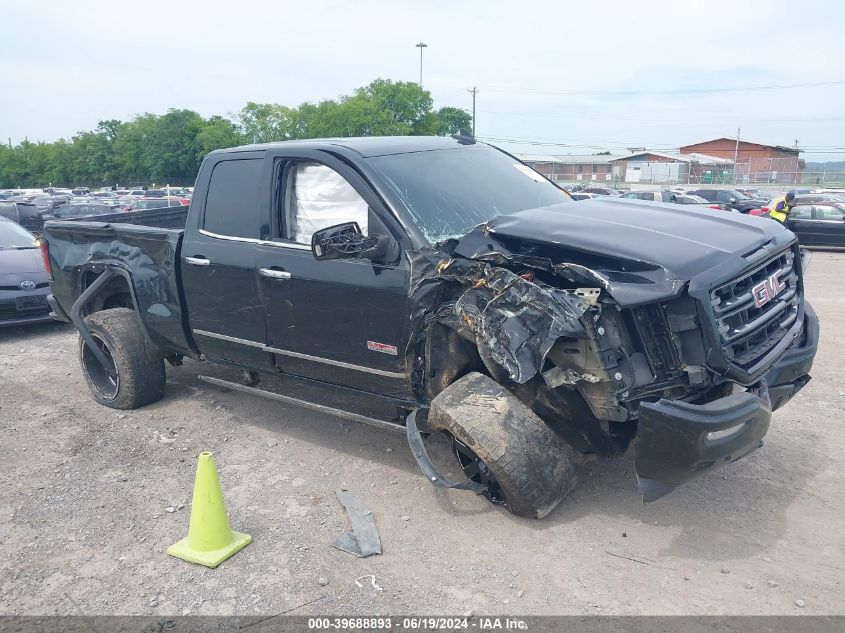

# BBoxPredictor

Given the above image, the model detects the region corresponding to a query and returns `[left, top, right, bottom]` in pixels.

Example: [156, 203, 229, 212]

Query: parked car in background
[0, 217, 52, 327]
[735, 187, 767, 199]
[674, 193, 721, 206]
[620, 190, 725, 209]
[569, 192, 599, 201]
[0, 201, 48, 233]
[752, 192, 845, 217]
[90, 191, 117, 200]
[45, 203, 126, 220]
[582, 186, 620, 196]
[784, 202, 845, 246]
[71, 187, 90, 196]
[687, 188, 761, 213]
[129, 197, 188, 210]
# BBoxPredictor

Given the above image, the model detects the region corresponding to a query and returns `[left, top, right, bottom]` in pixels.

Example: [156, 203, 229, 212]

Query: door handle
[185, 256, 211, 266]
[259, 268, 292, 280]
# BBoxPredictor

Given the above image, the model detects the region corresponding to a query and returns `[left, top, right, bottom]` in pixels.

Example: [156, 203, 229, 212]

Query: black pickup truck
[41, 136, 818, 518]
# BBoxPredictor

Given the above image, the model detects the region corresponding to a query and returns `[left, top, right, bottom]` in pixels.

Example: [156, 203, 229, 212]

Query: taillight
[760, 207, 769, 212]
[709, 205, 721, 210]
[38, 238, 53, 280]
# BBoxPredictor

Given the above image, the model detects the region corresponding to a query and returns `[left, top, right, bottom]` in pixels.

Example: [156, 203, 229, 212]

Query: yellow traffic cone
[167, 451, 252, 568]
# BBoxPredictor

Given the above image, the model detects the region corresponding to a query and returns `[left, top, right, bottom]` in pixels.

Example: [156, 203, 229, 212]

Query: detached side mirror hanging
[311, 222, 392, 262]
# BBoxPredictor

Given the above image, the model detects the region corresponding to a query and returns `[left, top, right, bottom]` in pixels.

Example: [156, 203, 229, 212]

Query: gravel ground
[0, 252, 843, 616]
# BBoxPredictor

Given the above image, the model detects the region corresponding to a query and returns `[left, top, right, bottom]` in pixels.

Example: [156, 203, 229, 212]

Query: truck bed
[60, 204, 189, 229]
[42, 220, 195, 356]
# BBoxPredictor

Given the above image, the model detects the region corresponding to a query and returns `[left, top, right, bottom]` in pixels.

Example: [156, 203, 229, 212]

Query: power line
[481, 79, 845, 97]
[480, 110, 845, 124]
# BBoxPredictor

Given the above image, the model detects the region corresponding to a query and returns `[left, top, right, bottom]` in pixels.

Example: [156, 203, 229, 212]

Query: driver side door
[254, 151, 414, 399]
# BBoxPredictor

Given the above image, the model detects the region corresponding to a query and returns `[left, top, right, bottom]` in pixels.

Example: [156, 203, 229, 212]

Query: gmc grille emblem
[751, 270, 786, 308]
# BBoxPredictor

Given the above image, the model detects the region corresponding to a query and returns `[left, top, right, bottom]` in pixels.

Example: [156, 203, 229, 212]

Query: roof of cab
[213, 135, 483, 158]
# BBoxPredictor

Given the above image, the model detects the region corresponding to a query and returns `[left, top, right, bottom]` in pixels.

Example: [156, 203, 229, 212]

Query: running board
[198, 375, 404, 433]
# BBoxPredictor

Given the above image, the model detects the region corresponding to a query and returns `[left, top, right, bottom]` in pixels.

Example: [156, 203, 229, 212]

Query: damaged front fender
[411, 255, 588, 385]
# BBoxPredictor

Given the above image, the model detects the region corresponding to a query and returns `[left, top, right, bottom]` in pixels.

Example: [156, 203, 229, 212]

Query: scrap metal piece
[541, 366, 600, 389]
[573, 287, 601, 306]
[333, 490, 382, 558]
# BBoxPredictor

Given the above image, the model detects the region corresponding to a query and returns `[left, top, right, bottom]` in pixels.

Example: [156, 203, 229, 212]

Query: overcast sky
[3, 0, 844, 161]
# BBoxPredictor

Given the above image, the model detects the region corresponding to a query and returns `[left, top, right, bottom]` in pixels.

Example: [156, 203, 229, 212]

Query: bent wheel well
[81, 271, 135, 315]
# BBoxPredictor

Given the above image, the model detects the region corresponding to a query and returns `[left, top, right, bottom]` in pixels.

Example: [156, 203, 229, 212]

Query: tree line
[0, 79, 472, 188]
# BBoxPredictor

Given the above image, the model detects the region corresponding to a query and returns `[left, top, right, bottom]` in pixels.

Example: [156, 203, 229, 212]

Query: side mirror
[311, 222, 392, 262]
[729, 197, 736, 203]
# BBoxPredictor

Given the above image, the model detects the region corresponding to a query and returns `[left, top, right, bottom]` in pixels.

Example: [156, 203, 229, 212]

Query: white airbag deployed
[291, 163, 368, 245]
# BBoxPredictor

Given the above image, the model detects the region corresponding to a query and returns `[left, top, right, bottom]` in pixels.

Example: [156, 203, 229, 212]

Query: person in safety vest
[769, 191, 795, 223]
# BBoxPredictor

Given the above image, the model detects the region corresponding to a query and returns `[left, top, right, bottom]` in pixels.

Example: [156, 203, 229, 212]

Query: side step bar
[197, 375, 404, 433]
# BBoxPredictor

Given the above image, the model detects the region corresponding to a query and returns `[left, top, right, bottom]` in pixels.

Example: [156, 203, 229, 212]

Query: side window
[283, 162, 368, 245]
[661, 192, 676, 202]
[622, 192, 638, 199]
[789, 205, 812, 220]
[815, 205, 844, 221]
[203, 158, 263, 239]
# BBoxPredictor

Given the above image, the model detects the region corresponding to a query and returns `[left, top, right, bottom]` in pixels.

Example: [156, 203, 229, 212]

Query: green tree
[197, 116, 243, 157]
[434, 107, 472, 136]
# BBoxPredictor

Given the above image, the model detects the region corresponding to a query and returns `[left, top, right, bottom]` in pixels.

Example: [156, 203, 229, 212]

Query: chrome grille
[710, 248, 800, 369]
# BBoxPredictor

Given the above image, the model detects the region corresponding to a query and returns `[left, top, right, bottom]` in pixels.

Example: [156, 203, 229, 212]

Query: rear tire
[428, 372, 578, 519]
[79, 308, 166, 409]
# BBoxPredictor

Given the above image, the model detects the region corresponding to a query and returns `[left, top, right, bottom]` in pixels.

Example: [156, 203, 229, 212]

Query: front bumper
[0, 289, 54, 328]
[635, 302, 818, 502]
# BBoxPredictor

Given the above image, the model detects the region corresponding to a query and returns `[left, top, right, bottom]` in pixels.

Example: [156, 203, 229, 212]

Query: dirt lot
[1, 252, 843, 617]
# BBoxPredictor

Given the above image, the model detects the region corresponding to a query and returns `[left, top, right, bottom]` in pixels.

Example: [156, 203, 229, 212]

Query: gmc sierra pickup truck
[41, 136, 819, 518]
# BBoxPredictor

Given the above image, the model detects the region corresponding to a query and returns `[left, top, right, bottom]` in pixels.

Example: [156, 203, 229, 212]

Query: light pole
[415, 42, 428, 87]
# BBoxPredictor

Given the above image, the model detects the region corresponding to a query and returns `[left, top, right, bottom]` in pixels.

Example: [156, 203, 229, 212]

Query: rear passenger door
[785, 204, 815, 245]
[181, 152, 274, 370]
[812, 204, 845, 246]
[254, 151, 413, 399]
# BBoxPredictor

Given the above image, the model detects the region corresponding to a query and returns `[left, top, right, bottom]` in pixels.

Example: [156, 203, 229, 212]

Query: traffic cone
[167, 451, 252, 568]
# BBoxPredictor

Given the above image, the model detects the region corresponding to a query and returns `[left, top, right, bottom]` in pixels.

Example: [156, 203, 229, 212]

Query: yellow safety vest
[769, 196, 788, 223]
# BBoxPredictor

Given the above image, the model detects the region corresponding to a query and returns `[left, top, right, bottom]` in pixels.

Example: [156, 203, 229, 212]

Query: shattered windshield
[368, 146, 571, 245]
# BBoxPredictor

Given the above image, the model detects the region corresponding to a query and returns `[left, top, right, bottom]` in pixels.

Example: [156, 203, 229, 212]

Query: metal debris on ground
[333, 490, 381, 558]
[355, 575, 383, 591]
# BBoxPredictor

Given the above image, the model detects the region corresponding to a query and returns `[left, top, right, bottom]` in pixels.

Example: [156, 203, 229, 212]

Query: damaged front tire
[428, 372, 579, 519]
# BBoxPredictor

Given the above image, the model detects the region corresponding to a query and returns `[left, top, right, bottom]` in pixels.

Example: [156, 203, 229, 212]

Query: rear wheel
[428, 372, 579, 519]
[79, 308, 166, 409]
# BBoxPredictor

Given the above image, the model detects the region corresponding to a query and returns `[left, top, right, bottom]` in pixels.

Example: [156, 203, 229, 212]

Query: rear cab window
[203, 158, 264, 239]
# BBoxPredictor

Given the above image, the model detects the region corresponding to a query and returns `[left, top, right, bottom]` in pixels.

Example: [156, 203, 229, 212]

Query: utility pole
[733, 128, 740, 184]
[415, 42, 428, 87]
[468, 86, 478, 137]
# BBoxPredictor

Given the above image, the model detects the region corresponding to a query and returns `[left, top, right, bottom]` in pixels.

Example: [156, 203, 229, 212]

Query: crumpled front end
[409, 214, 818, 504]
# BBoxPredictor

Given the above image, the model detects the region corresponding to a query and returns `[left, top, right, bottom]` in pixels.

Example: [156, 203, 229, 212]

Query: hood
[451, 198, 792, 306]
[0, 248, 49, 282]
